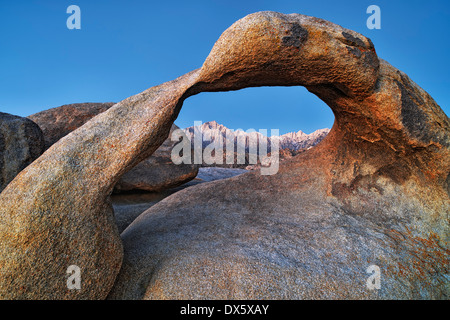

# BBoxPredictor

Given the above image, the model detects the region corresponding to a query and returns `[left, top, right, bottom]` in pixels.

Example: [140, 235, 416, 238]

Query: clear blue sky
[0, 0, 448, 134]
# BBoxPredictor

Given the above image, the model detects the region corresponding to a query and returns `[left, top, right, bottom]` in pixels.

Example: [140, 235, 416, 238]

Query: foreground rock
[0, 69, 201, 299]
[0, 112, 45, 192]
[109, 12, 449, 299]
[1, 11, 448, 300]
[112, 167, 247, 233]
[29, 104, 198, 193]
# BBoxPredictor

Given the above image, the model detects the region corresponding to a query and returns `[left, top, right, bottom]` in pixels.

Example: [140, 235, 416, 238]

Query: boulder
[0, 112, 45, 192]
[28, 103, 115, 149]
[112, 168, 245, 233]
[0, 11, 448, 300]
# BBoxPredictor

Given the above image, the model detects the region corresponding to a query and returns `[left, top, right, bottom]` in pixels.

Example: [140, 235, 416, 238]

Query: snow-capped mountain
[183, 121, 330, 152]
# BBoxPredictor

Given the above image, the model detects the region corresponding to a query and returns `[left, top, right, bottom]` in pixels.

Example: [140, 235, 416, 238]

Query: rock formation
[0, 71, 200, 299]
[0, 11, 448, 299]
[0, 112, 45, 192]
[29, 104, 199, 193]
[109, 12, 449, 299]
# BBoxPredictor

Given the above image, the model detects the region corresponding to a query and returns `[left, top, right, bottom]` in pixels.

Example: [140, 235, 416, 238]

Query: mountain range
[183, 121, 330, 152]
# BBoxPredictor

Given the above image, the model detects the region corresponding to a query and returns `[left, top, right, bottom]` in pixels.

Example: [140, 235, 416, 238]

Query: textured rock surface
[109, 12, 449, 300]
[28, 103, 115, 149]
[29, 104, 198, 193]
[112, 191, 180, 234]
[0, 112, 45, 192]
[112, 167, 246, 233]
[0, 11, 448, 300]
[0, 69, 201, 299]
[114, 124, 199, 192]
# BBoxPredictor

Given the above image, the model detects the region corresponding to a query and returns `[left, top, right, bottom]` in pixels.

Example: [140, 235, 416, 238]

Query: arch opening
[175, 85, 335, 170]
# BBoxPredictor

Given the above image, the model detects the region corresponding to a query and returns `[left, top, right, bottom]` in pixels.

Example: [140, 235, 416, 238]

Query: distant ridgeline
[182, 121, 330, 168]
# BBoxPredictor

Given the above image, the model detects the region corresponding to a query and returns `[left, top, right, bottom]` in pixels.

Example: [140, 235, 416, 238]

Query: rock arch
[0, 11, 448, 299]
